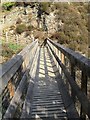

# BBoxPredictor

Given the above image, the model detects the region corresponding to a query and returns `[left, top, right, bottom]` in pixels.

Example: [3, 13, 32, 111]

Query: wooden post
[52, 44, 54, 60]
[59, 51, 61, 74]
[56, 48, 59, 69]
[80, 71, 87, 119]
[65, 57, 69, 91]
[71, 63, 76, 103]
[55, 47, 57, 65]
[61, 53, 65, 64]
[61, 53, 65, 79]
[7, 80, 15, 99]
[53, 46, 56, 63]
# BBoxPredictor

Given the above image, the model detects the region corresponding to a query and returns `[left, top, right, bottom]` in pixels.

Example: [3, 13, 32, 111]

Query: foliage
[2, 42, 23, 62]
[8, 43, 22, 52]
[15, 24, 27, 34]
[41, 3, 51, 13]
[52, 2, 88, 55]
[50, 32, 69, 44]
[27, 25, 34, 31]
[2, 2, 15, 10]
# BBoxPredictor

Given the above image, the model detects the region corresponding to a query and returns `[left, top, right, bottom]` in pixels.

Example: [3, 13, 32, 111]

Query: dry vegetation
[1, 2, 89, 64]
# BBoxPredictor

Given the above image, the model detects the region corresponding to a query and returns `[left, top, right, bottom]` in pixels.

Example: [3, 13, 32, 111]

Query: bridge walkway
[2, 39, 90, 120]
[20, 47, 78, 119]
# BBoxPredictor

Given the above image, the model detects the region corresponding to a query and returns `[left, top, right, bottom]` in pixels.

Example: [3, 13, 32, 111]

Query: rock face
[45, 12, 57, 33]
[1, 3, 64, 44]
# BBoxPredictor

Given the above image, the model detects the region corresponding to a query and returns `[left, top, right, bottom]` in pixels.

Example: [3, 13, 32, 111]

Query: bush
[2, 42, 23, 62]
[68, 41, 78, 51]
[2, 2, 15, 10]
[2, 44, 14, 58]
[50, 32, 69, 44]
[15, 24, 27, 34]
[41, 3, 50, 13]
[28, 25, 34, 31]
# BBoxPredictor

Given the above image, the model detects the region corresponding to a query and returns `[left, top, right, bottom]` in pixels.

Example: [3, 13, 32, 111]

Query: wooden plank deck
[2, 39, 90, 119]
[21, 47, 78, 119]
[3, 46, 79, 119]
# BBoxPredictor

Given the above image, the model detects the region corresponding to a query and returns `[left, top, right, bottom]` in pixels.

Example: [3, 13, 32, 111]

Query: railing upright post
[80, 71, 87, 119]
[71, 63, 76, 103]
[61, 53, 65, 77]
[54, 46, 56, 64]
[56, 48, 58, 66]
[51, 43, 54, 58]
[59, 50, 61, 74]
[54, 47, 56, 64]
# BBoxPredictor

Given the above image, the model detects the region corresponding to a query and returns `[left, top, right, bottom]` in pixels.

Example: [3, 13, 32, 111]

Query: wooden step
[32, 106, 66, 112]
[32, 100, 63, 106]
[33, 97, 62, 102]
[31, 104, 64, 109]
[31, 112, 67, 119]
[33, 95, 62, 100]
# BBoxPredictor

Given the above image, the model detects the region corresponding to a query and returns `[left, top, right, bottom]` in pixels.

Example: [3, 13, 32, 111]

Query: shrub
[41, 3, 50, 13]
[2, 44, 14, 58]
[28, 25, 34, 31]
[2, 42, 23, 62]
[2, 2, 15, 10]
[50, 32, 69, 44]
[15, 24, 27, 34]
[68, 41, 78, 51]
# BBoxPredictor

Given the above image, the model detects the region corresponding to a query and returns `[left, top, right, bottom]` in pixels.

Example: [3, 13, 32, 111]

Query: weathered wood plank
[3, 70, 28, 118]
[3, 46, 39, 119]
[0, 40, 38, 95]
[47, 42, 90, 119]
[48, 38, 90, 77]
[20, 47, 40, 118]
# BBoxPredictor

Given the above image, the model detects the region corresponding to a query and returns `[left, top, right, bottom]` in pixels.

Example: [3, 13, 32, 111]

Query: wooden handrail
[0, 40, 38, 95]
[47, 39, 90, 119]
[3, 47, 40, 118]
[47, 38, 90, 77]
[0, 40, 38, 117]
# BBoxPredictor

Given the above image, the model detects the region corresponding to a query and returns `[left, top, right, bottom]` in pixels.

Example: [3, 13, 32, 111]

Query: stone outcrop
[1, 3, 64, 44]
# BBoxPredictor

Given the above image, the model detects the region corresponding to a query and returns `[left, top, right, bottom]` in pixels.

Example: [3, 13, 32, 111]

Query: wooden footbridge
[0, 39, 90, 119]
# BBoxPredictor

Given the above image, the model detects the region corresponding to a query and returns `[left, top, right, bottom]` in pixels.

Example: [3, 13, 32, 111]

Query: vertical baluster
[51, 43, 53, 57]
[61, 53, 65, 78]
[80, 71, 87, 119]
[52, 45, 55, 60]
[55, 47, 57, 65]
[71, 63, 76, 103]
[65, 57, 69, 91]
[56, 48, 59, 69]
[53, 46, 56, 63]
[59, 50, 61, 74]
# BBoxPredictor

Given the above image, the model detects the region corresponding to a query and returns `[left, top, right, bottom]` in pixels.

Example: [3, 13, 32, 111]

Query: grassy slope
[1, 2, 89, 63]
[1, 40, 23, 64]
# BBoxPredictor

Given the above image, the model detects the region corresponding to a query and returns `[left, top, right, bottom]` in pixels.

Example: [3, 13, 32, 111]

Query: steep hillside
[1, 2, 89, 63]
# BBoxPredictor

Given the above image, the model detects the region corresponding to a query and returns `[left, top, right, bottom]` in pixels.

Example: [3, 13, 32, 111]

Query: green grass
[8, 43, 23, 52]
[1, 41, 24, 63]
[2, 2, 15, 11]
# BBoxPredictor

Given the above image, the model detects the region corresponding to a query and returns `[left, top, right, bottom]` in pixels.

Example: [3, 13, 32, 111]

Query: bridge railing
[47, 38, 90, 119]
[0, 40, 38, 116]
